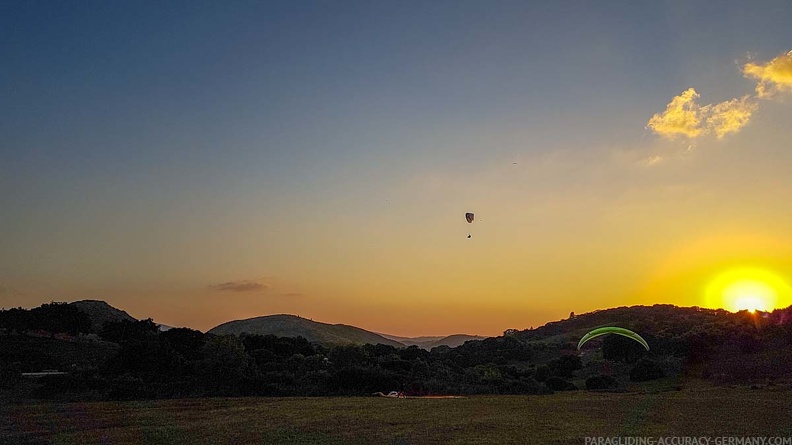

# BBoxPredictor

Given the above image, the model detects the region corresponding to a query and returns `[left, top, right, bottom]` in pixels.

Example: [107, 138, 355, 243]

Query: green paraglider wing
[465, 212, 474, 223]
[577, 327, 649, 351]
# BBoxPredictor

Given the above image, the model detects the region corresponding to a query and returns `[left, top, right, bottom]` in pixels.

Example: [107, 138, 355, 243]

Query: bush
[545, 376, 576, 391]
[107, 374, 153, 400]
[585, 375, 618, 390]
[547, 355, 582, 378]
[630, 358, 665, 382]
[603, 334, 647, 363]
[0, 362, 22, 389]
[534, 365, 550, 382]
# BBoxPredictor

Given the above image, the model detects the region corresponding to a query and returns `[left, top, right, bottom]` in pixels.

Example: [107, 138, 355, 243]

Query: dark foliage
[0, 308, 30, 333]
[6, 302, 792, 400]
[161, 328, 206, 361]
[602, 334, 647, 363]
[0, 362, 22, 389]
[585, 375, 619, 390]
[0, 302, 91, 335]
[534, 365, 550, 382]
[547, 355, 582, 377]
[99, 318, 159, 344]
[629, 358, 666, 382]
[545, 376, 576, 391]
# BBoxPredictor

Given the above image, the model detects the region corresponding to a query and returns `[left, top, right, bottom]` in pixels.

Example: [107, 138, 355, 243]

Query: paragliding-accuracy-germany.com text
[584, 437, 792, 445]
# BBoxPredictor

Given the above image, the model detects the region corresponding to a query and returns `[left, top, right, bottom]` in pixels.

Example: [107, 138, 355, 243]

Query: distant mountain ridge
[11, 298, 792, 401]
[207, 314, 405, 347]
[379, 333, 488, 350]
[66, 300, 488, 348]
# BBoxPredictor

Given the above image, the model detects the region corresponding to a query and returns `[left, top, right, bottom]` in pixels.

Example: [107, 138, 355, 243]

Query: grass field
[3, 384, 792, 444]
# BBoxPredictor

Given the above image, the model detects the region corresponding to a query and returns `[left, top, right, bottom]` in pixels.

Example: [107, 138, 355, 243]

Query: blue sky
[2, 1, 792, 335]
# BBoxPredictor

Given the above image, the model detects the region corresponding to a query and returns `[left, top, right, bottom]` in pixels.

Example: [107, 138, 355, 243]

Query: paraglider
[577, 327, 649, 351]
[465, 212, 474, 238]
[373, 391, 405, 398]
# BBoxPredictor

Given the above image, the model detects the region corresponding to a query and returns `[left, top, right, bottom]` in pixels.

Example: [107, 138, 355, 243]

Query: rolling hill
[69, 300, 137, 333]
[207, 314, 405, 347]
[379, 333, 487, 350]
[63, 300, 483, 348]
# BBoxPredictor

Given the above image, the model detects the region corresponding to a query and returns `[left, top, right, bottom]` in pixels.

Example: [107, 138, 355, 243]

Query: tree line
[3, 302, 792, 400]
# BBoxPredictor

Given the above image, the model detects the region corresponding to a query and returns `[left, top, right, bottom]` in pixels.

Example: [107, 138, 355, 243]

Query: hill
[379, 333, 487, 350]
[512, 304, 731, 343]
[69, 300, 136, 333]
[7, 301, 792, 402]
[431, 334, 488, 348]
[207, 314, 405, 347]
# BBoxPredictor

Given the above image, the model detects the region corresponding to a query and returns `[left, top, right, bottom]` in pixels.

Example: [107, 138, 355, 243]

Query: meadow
[3, 384, 792, 445]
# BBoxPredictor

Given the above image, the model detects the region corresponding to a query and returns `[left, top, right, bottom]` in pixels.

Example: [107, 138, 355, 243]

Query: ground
[3, 382, 792, 444]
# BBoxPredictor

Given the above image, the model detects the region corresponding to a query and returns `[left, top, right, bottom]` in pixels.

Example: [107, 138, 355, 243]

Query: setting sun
[705, 268, 792, 313]
[723, 280, 775, 312]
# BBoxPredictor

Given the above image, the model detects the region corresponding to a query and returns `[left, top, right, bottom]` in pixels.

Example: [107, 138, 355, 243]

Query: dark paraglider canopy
[465, 212, 474, 223]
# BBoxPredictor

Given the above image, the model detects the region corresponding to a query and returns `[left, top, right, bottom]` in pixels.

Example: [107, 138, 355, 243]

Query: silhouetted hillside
[513, 304, 730, 343]
[511, 304, 792, 383]
[208, 314, 405, 347]
[6, 301, 792, 402]
[433, 334, 487, 349]
[69, 300, 136, 333]
[380, 333, 487, 350]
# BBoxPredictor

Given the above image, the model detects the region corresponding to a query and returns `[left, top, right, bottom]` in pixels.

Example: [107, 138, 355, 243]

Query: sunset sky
[2, 1, 792, 337]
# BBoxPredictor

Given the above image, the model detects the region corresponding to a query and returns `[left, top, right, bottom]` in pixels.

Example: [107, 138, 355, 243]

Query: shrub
[545, 376, 576, 391]
[585, 375, 618, 390]
[0, 362, 22, 389]
[630, 358, 665, 382]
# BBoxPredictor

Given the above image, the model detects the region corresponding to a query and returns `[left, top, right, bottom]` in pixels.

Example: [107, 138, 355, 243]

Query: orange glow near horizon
[705, 268, 792, 313]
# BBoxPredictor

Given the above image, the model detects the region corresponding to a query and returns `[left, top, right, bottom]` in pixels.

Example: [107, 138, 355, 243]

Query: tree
[100, 320, 176, 384]
[534, 365, 551, 382]
[547, 355, 582, 378]
[546, 376, 576, 391]
[0, 308, 31, 333]
[603, 333, 646, 363]
[585, 375, 618, 390]
[161, 328, 205, 361]
[328, 344, 369, 368]
[201, 335, 248, 395]
[99, 319, 159, 344]
[476, 364, 502, 383]
[629, 358, 665, 382]
[29, 302, 91, 335]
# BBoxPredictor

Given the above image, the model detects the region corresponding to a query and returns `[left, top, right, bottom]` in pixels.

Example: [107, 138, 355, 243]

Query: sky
[2, 1, 792, 337]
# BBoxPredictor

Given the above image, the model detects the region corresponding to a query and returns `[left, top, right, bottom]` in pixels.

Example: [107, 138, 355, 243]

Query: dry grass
[3, 385, 792, 444]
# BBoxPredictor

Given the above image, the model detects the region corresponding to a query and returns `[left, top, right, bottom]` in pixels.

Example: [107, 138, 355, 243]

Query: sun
[705, 268, 792, 313]
[721, 280, 775, 312]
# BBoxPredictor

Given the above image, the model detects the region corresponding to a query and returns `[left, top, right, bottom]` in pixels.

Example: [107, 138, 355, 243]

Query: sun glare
[722, 280, 775, 312]
[705, 268, 792, 313]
